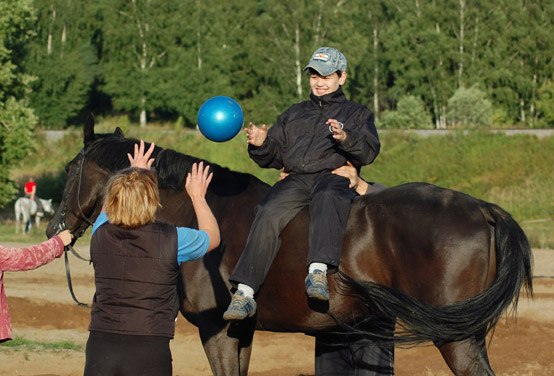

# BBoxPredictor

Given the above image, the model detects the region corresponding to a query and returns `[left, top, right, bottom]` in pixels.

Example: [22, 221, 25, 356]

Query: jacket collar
[310, 86, 346, 107]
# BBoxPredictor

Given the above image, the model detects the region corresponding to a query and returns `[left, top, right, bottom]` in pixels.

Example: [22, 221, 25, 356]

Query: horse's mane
[85, 132, 268, 195]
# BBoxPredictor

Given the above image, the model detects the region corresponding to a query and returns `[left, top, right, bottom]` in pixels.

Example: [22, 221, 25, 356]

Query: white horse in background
[14, 197, 54, 234]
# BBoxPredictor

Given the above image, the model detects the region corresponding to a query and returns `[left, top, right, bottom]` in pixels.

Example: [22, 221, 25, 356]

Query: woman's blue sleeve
[176, 227, 210, 264]
[92, 212, 109, 235]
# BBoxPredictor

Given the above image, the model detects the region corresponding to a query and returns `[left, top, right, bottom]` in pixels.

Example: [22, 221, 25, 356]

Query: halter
[57, 148, 96, 307]
[56, 148, 95, 237]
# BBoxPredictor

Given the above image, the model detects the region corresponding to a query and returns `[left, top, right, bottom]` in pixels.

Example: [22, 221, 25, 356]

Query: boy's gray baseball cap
[304, 47, 347, 76]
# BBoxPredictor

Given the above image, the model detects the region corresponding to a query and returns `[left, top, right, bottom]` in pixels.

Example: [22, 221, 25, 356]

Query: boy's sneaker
[305, 270, 329, 301]
[223, 290, 257, 320]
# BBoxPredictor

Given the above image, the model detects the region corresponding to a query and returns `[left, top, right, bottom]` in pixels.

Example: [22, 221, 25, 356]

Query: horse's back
[181, 180, 496, 331]
[343, 182, 493, 303]
[15, 197, 36, 216]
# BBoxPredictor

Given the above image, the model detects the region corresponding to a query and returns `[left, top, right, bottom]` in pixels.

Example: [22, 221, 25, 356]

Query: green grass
[7, 121, 554, 248]
[0, 221, 92, 245]
[0, 336, 82, 351]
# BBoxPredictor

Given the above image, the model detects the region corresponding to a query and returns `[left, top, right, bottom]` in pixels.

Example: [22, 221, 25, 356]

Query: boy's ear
[339, 71, 347, 85]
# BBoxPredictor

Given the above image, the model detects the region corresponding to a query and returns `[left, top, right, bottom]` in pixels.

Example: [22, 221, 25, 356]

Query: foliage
[24, 1, 100, 128]
[0, 0, 38, 207]
[536, 80, 554, 127]
[447, 86, 493, 127]
[1, 0, 554, 129]
[378, 95, 433, 129]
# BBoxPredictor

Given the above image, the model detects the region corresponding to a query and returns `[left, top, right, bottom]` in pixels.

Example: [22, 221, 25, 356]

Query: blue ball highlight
[197, 96, 244, 142]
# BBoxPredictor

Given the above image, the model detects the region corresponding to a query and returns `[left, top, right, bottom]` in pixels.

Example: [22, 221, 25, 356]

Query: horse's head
[42, 199, 54, 215]
[46, 116, 131, 240]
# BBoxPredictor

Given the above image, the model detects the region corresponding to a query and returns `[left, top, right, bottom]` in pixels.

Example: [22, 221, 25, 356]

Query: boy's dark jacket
[248, 87, 380, 174]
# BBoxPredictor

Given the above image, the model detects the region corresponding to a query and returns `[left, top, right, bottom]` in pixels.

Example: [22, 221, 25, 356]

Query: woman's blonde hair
[104, 167, 159, 229]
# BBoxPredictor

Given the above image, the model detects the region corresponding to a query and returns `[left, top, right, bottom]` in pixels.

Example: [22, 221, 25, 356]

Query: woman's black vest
[89, 221, 179, 338]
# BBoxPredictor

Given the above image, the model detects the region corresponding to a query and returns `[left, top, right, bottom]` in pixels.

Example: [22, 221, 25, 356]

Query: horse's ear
[84, 113, 96, 146]
[114, 127, 124, 138]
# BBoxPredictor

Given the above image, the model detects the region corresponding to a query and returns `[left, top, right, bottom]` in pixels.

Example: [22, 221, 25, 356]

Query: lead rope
[64, 244, 90, 307]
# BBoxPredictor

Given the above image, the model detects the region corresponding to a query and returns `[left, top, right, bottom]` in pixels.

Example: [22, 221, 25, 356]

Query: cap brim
[304, 62, 337, 76]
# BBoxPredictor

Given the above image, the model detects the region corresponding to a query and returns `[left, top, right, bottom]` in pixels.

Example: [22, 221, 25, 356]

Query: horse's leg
[198, 319, 254, 376]
[24, 213, 31, 234]
[436, 328, 494, 376]
[14, 213, 19, 234]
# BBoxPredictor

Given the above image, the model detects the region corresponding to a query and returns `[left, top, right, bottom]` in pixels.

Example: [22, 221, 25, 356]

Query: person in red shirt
[0, 230, 73, 342]
[24, 178, 36, 201]
[23, 177, 43, 215]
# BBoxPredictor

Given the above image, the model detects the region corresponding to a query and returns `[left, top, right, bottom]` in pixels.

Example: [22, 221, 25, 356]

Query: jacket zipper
[300, 99, 324, 169]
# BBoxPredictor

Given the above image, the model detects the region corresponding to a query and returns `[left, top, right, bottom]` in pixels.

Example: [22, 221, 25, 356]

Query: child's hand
[244, 122, 268, 147]
[326, 119, 347, 142]
[57, 230, 73, 246]
[128, 140, 155, 169]
[185, 161, 213, 201]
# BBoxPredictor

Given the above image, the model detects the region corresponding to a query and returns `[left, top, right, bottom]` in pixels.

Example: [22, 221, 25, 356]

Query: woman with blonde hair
[84, 141, 220, 376]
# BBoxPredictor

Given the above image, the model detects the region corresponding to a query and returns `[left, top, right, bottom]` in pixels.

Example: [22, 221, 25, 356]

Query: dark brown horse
[47, 118, 533, 375]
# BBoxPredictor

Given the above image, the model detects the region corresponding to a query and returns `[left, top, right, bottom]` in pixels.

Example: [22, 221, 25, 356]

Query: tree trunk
[373, 27, 379, 121]
[47, 6, 56, 55]
[458, 0, 466, 86]
[140, 97, 147, 128]
[295, 22, 302, 99]
[196, 0, 202, 69]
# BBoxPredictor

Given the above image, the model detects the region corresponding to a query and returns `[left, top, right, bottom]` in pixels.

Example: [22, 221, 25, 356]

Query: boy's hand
[244, 122, 268, 147]
[128, 140, 155, 169]
[326, 119, 347, 142]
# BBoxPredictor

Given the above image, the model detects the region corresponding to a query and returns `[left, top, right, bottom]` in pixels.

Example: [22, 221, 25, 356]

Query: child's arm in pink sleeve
[0, 236, 65, 272]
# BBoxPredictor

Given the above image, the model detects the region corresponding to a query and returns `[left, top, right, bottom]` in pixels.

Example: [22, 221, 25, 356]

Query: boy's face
[309, 71, 347, 97]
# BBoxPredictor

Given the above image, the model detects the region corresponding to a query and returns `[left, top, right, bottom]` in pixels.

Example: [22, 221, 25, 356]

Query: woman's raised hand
[185, 161, 213, 200]
[128, 140, 155, 169]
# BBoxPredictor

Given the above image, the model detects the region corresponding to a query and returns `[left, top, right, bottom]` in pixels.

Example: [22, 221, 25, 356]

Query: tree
[379, 95, 433, 129]
[24, 0, 99, 129]
[0, 0, 38, 207]
[99, 0, 208, 127]
[447, 86, 492, 127]
[382, 0, 458, 129]
[536, 80, 554, 127]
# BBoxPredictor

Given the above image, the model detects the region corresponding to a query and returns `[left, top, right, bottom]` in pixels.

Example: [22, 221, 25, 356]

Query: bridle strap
[61, 148, 94, 307]
[75, 149, 95, 227]
[64, 246, 90, 307]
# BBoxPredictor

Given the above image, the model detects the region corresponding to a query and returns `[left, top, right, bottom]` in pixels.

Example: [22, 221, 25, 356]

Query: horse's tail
[338, 202, 533, 345]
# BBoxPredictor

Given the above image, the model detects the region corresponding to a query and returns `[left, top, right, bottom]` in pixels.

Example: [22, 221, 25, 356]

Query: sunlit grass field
[5, 118, 554, 248]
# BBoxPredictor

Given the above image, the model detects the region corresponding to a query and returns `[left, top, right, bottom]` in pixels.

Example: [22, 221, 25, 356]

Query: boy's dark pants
[230, 171, 355, 292]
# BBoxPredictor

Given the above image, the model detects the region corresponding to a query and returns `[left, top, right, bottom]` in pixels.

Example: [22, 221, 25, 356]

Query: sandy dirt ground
[1, 244, 553, 376]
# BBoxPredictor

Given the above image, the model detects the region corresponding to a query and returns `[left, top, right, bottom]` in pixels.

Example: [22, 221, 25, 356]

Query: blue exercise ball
[197, 96, 244, 142]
